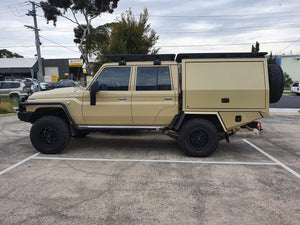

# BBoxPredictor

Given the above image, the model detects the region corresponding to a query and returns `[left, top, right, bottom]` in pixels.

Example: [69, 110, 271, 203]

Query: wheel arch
[171, 112, 227, 133]
[31, 107, 70, 124]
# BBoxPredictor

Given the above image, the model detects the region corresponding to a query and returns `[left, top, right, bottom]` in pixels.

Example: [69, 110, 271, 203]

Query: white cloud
[1, 0, 300, 58]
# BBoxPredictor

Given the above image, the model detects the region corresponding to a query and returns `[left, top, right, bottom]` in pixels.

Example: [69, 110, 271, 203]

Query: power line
[159, 24, 300, 34]
[279, 38, 300, 53]
[3, 23, 300, 34]
[148, 11, 297, 18]
[39, 35, 79, 53]
[156, 41, 300, 48]
[1, 40, 299, 49]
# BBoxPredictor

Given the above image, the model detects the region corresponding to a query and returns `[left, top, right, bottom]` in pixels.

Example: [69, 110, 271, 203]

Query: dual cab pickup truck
[18, 52, 284, 157]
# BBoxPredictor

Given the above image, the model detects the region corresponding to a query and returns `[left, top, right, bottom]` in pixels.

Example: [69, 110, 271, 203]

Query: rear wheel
[9, 93, 19, 102]
[30, 116, 70, 154]
[178, 118, 219, 157]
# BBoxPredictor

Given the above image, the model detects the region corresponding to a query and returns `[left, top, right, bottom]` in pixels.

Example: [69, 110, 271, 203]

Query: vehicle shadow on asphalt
[59, 132, 271, 162]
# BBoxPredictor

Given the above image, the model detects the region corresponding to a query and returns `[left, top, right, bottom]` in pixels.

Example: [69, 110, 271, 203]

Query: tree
[87, 8, 159, 72]
[40, 0, 120, 75]
[0, 49, 23, 58]
[268, 51, 277, 64]
[284, 72, 293, 87]
[251, 41, 260, 53]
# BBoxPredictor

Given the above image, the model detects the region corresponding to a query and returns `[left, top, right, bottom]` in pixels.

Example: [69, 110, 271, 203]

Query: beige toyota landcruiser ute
[18, 53, 284, 157]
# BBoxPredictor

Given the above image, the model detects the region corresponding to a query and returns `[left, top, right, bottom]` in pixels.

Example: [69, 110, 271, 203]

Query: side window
[292, 82, 299, 87]
[136, 67, 171, 91]
[96, 67, 131, 91]
[11, 83, 20, 88]
[2, 82, 11, 89]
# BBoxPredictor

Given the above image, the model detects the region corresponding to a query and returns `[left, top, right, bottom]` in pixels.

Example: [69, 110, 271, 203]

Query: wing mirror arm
[90, 81, 100, 105]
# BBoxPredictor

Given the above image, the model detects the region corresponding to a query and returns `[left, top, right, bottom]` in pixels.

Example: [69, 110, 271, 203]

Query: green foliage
[268, 52, 277, 64]
[88, 8, 159, 73]
[0, 49, 23, 58]
[284, 72, 293, 87]
[0, 97, 17, 114]
[40, 0, 119, 26]
[40, 0, 120, 75]
[73, 25, 94, 44]
[251, 41, 260, 53]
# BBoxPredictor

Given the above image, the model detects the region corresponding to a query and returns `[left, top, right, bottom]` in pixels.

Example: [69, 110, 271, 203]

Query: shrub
[284, 72, 293, 87]
[0, 97, 17, 114]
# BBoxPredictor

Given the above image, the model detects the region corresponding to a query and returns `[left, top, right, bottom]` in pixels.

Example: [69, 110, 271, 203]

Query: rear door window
[11, 82, 20, 88]
[136, 67, 171, 91]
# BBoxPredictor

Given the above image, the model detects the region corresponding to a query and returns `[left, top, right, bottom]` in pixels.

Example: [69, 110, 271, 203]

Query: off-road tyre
[30, 116, 70, 154]
[178, 118, 219, 157]
[268, 64, 284, 103]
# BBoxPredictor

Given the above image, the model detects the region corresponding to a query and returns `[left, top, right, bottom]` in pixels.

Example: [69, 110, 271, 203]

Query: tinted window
[136, 67, 171, 91]
[1, 82, 12, 89]
[11, 82, 20, 88]
[96, 67, 131, 91]
[292, 82, 299, 87]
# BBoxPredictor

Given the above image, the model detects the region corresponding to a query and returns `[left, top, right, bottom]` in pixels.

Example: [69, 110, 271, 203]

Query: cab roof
[105, 52, 267, 65]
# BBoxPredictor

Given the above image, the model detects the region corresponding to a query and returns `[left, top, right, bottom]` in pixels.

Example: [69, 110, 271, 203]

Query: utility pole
[25, 1, 43, 91]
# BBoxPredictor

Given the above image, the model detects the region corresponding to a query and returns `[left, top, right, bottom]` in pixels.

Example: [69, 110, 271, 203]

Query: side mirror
[90, 81, 100, 105]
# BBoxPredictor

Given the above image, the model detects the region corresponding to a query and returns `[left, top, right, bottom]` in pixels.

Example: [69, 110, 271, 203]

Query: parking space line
[243, 139, 300, 179]
[33, 156, 277, 166]
[0, 153, 40, 176]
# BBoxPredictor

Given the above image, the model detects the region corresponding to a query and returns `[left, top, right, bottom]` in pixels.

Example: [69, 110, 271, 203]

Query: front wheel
[178, 118, 219, 157]
[30, 116, 71, 154]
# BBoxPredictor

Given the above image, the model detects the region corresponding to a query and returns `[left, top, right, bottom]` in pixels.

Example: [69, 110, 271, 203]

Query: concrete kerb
[269, 108, 300, 116]
[0, 113, 17, 118]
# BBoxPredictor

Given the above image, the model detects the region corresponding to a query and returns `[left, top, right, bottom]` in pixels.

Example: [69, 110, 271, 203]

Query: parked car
[0, 81, 28, 100]
[23, 81, 34, 94]
[291, 82, 300, 96]
[30, 82, 50, 92]
[47, 80, 80, 89]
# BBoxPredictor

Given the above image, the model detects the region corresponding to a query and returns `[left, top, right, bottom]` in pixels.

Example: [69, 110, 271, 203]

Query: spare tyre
[268, 64, 284, 103]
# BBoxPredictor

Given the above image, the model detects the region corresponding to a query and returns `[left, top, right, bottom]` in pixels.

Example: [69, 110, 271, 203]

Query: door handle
[164, 97, 173, 100]
[118, 98, 127, 101]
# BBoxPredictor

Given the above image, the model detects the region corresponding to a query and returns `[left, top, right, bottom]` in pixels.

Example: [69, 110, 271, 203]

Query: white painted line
[0, 153, 40, 176]
[270, 108, 300, 113]
[243, 139, 300, 179]
[33, 156, 277, 166]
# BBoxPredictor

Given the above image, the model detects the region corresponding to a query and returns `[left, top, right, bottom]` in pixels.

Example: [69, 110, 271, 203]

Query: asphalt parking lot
[0, 114, 299, 225]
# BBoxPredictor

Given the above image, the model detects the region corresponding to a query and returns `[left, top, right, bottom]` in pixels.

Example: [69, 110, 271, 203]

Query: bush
[0, 97, 17, 114]
[284, 72, 293, 87]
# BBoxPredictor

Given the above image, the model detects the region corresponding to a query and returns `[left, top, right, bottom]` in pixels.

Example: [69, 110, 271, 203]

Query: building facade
[0, 58, 84, 81]
[276, 55, 300, 82]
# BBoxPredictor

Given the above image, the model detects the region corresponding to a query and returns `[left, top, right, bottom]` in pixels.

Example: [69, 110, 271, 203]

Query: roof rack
[104, 54, 176, 65]
[176, 52, 267, 62]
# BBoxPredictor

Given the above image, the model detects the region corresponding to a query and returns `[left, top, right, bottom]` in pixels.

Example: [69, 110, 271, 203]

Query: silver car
[0, 81, 27, 100]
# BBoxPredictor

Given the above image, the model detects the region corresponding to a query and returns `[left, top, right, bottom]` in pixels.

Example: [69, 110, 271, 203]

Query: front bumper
[18, 95, 33, 122]
[18, 111, 33, 122]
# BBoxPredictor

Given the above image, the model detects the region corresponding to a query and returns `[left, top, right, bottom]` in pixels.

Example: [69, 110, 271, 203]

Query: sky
[0, 0, 300, 59]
